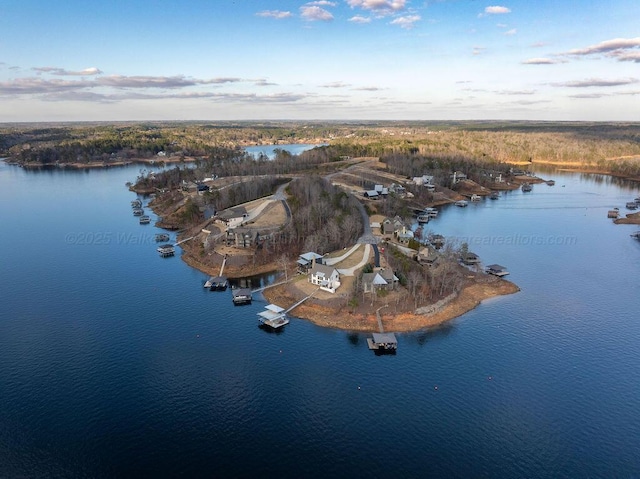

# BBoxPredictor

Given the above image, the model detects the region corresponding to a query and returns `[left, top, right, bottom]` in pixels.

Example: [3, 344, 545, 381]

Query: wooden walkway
[284, 287, 320, 315]
[174, 236, 194, 246]
[219, 254, 227, 277]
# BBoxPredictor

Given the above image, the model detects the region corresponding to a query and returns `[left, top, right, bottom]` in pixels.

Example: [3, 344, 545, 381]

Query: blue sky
[1, 0, 639, 122]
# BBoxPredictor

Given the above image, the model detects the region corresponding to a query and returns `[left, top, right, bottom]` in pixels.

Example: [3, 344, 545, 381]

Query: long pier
[252, 279, 292, 294]
[219, 254, 227, 277]
[284, 287, 320, 314]
[174, 236, 194, 246]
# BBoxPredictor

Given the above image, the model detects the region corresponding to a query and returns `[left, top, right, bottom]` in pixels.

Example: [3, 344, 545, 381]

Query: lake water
[1, 160, 639, 478]
[244, 143, 327, 159]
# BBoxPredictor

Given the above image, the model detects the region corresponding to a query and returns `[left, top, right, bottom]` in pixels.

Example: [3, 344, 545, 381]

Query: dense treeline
[282, 176, 363, 254]
[4, 121, 640, 176]
[382, 240, 467, 308]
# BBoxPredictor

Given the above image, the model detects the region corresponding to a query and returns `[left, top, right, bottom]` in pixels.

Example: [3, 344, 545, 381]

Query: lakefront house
[309, 263, 341, 293]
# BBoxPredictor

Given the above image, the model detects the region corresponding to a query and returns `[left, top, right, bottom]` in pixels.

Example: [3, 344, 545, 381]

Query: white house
[309, 263, 341, 293]
[412, 175, 434, 186]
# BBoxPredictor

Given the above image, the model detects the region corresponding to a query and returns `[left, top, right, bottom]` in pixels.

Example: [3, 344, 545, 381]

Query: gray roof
[310, 263, 338, 277]
[372, 333, 397, 344]
[300, 252, 323, 262]
[218, 206, 247, 219]
[486, 264, 506, 271]
[362, 272, 388, 286]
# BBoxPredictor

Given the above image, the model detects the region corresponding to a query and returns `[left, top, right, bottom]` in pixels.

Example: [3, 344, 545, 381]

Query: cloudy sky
[1, 0, 639, 122]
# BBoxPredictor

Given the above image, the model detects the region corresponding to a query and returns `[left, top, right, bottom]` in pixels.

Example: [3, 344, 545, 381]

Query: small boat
[139, 215, 151, 224]
[625, 202, 638, 210]
[489, 192, 500, 200]
[635, 197, 640, 204]
[546, 180, 555, 186]
[133, 208, 144, 216]
[155, 233, 170, 242]
[470, 194, 481, 202]
[204, 276, 215, 288]
[455, 200, 468, 207]
[521, 183, 533, 192]
[131, 199, 142, 208]
[631, 231, 640, 240]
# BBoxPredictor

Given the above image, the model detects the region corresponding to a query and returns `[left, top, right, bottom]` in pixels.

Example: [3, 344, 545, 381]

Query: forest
[3, 120, 640, 177]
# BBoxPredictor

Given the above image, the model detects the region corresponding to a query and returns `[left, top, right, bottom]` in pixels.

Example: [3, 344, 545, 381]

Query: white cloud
[347, 0, 407, 15]
[348, 15, 371, 23]
[320, 81, 351, 88]
[504, 28, 516, 35]
[256, 10, 292, 19]
[484, 6, 511, 14]
[33, 66, 103, 76]
[472, 46, 486, 55]
[390, 15, 420, 29]
[522, 58, 560, 65]
[567, 37, 640, 56]
[616, 51, 640, 63]
[552, 78, 638, 88]
[300, 5, 334, 21]
[306, 1, 337, 6]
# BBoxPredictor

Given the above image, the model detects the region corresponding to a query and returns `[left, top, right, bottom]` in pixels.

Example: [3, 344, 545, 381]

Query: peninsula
[4, 120, 640, 331]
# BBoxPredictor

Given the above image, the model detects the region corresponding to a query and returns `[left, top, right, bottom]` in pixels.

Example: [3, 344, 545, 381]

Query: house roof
[300, 252, 323, 262]
[310, 263, 337, 277]
[378, 269, 399, 283]
[218, 206, 247, 219]
[362, 272, 388, 286]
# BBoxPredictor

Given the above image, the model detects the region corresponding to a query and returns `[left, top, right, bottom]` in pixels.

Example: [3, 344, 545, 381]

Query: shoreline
[260, 275, 519, 333]
[171, 224, 521, 333]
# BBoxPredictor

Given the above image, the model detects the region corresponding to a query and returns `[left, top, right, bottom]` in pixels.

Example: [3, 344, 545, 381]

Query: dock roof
[486, 264, 506, 271]
[372, 333, 397, 344]
[264, 304, 285, 313]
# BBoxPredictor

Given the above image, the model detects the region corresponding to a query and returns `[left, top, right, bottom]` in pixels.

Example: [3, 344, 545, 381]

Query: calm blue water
[1, 161, 639, 478]
[244, 143, 327, 159]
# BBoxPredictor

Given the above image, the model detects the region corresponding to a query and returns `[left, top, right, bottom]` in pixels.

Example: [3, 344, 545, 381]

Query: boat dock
[157, 244, 175, 257]
[232, 288, 252, 305]
[257, 304, 289, 329]
[367, 306, 397, 353]
[486, 264, 509, 277]
[257, 288, 320, 329]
